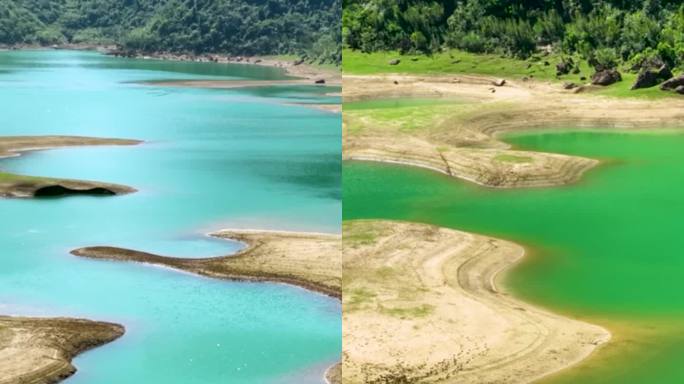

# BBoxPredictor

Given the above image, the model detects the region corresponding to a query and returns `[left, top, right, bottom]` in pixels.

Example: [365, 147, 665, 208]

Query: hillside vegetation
[0, 0, 341, 64]
[343, 1, 684, 74]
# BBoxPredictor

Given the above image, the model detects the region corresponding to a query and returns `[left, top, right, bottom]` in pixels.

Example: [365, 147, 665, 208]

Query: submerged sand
[71, 229, 342, 298]
[343, 74, 684, 188]
[0, 135, 141, 197]
[0, 316, 124, 384]
[343, 220, 609, 384]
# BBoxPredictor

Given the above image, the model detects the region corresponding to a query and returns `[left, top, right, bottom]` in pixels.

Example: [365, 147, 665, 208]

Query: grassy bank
[343, 49, 681, 100]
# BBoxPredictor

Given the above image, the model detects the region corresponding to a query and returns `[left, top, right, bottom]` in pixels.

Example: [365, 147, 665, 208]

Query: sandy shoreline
[0, 316, 124, 384]
[0, 136, 141, 198]
[343, 220, 610, 383]
[343, 74, 684, 188]
[71, 229, 342, 298]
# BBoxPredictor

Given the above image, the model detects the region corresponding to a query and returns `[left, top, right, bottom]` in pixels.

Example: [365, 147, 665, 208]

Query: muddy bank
[71, 229, 341, 298]
[0, 316, 124, 384]
[0, 136, 140, 198]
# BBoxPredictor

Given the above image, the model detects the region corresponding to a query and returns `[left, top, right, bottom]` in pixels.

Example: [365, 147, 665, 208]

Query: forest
[0, 0, 341, 64]
[343, 0, 684, 71]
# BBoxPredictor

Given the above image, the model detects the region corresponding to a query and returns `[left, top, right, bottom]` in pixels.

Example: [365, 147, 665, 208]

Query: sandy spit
[71, 229, 341, 298]
[343, 220, 610, 384]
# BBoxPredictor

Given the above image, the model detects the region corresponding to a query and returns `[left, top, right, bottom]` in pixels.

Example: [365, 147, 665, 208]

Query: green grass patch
[343, 231, 378, 246]
[343, 49, 682, 100]
[344, 97, 460, 111]
[344, 288, 377, 311]
[343, 48, 589, 81]
[590, 72, 682, 99]
[0, 172, 44, 182]
[379, 304, 435, 318]
[493, 154, 533, 163]
[345, 102, 470, 134]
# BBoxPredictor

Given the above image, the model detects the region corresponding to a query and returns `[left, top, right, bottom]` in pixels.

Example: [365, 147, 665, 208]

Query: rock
[314, 79, 326, 84]
[393, 80, 399, 85]
[556, 58, 574, 75]
[676, 85, 684, 94]
[492, 78, 506, 87]
[293, 59, 305, 66]
[522, 76, 529, 82]
[631, 65, 673, 90]
[254, 59, 262, 64]
[630, 56, 666, 73]
[563, 82, 577, 90]
[489, 88, 496, 93]
[388, 59, 400, 65]
[591, 69, 622, 86]
[660, 75, 684, 91]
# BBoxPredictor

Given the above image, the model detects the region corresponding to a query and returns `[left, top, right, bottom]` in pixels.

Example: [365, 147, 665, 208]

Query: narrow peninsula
[0, 136, 141, 198]
[343, 220, 609, 383]
[72, 229, 342, 298]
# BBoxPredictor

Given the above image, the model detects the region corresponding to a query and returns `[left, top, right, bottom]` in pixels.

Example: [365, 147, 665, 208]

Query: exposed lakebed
[344, 129, 684, 383]
[0, 50, 340, 383]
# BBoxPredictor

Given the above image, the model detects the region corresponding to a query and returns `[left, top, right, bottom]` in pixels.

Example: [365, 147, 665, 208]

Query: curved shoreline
[0, 136, 141, 198]
[71, 229, 341, 298]
[70, 229, 342, 382]
[0, 316, 124, 384]
[343, 74, 684, 188]
[342, 220, 610, 383]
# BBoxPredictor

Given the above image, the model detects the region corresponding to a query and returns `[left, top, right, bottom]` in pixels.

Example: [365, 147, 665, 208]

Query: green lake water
[0, 50, 340, 383]
[344, 130, 684, 383]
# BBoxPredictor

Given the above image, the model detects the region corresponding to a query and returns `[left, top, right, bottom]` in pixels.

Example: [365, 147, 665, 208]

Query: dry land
[0, 136, 140, 197]
[71, 229, 342, 298]
[343, 74, 684, 188]
[342, 220, 609, 384]
[0, 316, 124, 384]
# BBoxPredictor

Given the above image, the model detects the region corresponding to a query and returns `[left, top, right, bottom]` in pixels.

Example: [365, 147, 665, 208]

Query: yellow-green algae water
[344, 129, 684, 383]
[0, 50, 340, 383]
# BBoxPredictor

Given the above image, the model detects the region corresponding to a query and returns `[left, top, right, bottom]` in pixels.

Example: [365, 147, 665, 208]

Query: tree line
[343, 0, 684, 71]
[0, 0, 341, 65]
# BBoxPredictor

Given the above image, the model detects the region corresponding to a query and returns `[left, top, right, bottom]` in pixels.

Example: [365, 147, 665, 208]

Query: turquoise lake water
[0, 50, 340, 383]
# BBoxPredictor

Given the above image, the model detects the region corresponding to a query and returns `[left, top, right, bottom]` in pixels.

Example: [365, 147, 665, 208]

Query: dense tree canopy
[0, 0, 341, 64]
[343, 0, 684, 70]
